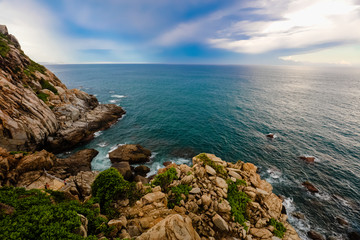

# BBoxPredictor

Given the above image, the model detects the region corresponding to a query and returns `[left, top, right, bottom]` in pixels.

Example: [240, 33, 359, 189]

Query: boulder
[212, 214, 229, 231]
[215, 177, 228, 190]
[134, 165, 150, 176]
[307, 230, 325, 240]
[73, 214, 88, 238]
[15, 150, 55, 175]
[49, 149, 98, 179]
[137, 214, 201, 240]
[299, 156, 315, 163]
[291, 212, 305, 220]
[249, 228, 273, 239]
[108, 216, 127, 230]
[0, 24, 8, 35]
[302, 181, 319, 193]
[109, 144, 151, 164]
[134, 175, 149, 184]
[112, 161, 133, 180]
[142, 192, 166, 205]
[243, 163, 257, 173]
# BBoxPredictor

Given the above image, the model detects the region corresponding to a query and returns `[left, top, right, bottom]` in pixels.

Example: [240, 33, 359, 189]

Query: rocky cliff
[0, 25, 125, 152]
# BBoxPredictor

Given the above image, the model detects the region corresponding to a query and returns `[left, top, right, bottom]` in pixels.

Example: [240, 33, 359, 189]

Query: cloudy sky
[1, 0, 360, 65]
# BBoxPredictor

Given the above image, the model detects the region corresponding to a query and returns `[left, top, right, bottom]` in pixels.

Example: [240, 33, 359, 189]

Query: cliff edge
[0, 25, 125, 152]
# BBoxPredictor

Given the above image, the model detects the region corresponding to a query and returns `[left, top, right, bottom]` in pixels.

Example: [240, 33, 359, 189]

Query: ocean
[47, 64, 360, 239]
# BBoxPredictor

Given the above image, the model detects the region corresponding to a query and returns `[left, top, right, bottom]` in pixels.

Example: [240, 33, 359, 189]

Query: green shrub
[196, 153, 228, 178]
[227, 179, 250, 225]
[0, 186, 109, 239]
[40, 78, 58, 94]
[91, 168, 139, 215]
[0, 39, 10, 57]
[168, 184, 192, 208]
[26, 60, 46, 74]
[9, 151, 29, 156]
[37, 92, 49, 102]
[269, 218, 286, 238]
[151, 167, 178, 191]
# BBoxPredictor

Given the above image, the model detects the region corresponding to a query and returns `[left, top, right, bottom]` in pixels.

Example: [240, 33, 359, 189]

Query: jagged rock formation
[110, 153, 301, 240]
[0, 24, 125, 152]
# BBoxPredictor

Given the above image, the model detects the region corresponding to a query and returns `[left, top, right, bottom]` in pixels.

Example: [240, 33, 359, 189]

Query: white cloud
[279, 44, 360, 65]
[208, 0, 360, 54]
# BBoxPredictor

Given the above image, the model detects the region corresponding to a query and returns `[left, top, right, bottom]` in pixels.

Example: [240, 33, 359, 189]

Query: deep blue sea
[47, 64, 360, 239]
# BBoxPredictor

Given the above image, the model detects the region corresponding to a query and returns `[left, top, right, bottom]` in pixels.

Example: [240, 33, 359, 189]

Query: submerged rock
[302, 181, 319, 193]
[307, 230, 325, 240]
[299, 156, 316, 163]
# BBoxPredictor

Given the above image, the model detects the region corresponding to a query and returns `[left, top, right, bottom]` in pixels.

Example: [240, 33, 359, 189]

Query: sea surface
[47, 64, 360, 239]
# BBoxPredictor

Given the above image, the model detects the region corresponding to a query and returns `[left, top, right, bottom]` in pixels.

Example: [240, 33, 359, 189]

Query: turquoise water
[48, 64, 360, 239]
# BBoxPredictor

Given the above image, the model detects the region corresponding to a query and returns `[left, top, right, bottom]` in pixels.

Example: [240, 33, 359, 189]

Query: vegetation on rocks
[36, 92, 49, 102]
[9, 150, 29, 155]
[0, 35, 10, 57]
[23, 60, 46, 77]
[151, 167, 178, 191]
[269, 218, 287, 238]
[40, 78, 58, 94]
[168, 184, 192, 208]
[197, 153, 227, 178]
[0, 186, 109, 240]
[91, 168, 141, 215]
[227, 179, 250, 225]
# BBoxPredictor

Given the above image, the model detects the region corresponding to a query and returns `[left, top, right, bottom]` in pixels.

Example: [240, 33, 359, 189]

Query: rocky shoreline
[0, 24, 305, 239]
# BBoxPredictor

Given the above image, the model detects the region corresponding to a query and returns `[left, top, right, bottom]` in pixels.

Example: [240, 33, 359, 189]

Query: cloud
[279, 44, 360, 65]
[208, 0, 360, 54]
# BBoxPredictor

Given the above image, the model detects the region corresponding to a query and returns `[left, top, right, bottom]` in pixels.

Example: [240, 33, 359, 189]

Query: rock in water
[307, 230, 325, 240]
[299, 155, 316, 163]
[302, 181, 319, 193]
[137, 214, 201, 240]
[109, 144, 151, 164]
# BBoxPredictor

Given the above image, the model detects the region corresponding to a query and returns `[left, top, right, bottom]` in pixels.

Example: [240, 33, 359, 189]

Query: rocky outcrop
[137, 214, 201, 240]
[0, 147, 97, 189]
[111, 153, 300, 240]
[109, 144, 151, 164]
[0, 25, 125, 152]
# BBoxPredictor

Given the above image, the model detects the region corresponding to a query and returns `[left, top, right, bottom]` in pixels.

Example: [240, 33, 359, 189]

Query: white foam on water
[147, 157, 191, 177]
[264, 167, 285, 184]
[315, 191, 332, 201]
[97, 142, 109, 148]
[109, 90, 115, 94]
[109, 99, 119, 103]
[111, 95, 126, 98]
[283, 197, 311, 240]
[94, 131, 103, 138]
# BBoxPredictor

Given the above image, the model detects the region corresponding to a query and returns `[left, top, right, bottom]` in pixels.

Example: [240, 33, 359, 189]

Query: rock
[190, 187, 201, 194]
[255, 218, 268, 228]
[134, 165, 150, 176]
[215, 177, 228, 190]
[201, 195, 211, 206]
[348, 232, 360, 240]
[262, 193, 283, 219]
[134, 175, 149, 184]
[218, 199, 231, 213]
[109, 144, 151, 164]
[291, 212, 305, 220]
[249, 228, 273, 239]
[307, 230, 325, 240]
[119, 229, 131, 239]
[229, 170, 242, 179]
[0, 25, 8, 35]
[108, 216, 127, 230]
[49, 149, 98, 179]
[243, 163, 257, 173]
[142, 191, 166, 205]
[112, 161, 133, 180]
[299, 156, 315, 163]
[302, 181, 319, 193]
[73, 214, 88, 238]
[0, 202, 15, 215]
[163, 161, 172, 167]
[15, 150, 55, 175]
[205, 165, 217, 175]
[266, 133, 275, 138]
[181, 175, 194, 185]
[212, 214, 229, 231]
[335, 216, 348, 226]
[137, 214, 201, 240]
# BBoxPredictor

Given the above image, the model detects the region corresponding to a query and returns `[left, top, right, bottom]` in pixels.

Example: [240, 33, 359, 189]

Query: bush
[269, 218, 286, 238]
[0, 37, 10, 57]
[168, 184, 192, 208]
[0, 186, 109, 240]
[40, 78, 58, 94]
[37, 92, 49, 102]
[196, 153, 227, 178]
[151, 167, 178, 191]
[91, 168, 139, 215]
[227, 179, 250, 225]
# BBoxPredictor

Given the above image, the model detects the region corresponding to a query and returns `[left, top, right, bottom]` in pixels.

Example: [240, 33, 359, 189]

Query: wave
[146, 157, 191, 177]
[97, 142, 109, 148]
[94, 131, 103, 138]
[111, 94, 126, 98]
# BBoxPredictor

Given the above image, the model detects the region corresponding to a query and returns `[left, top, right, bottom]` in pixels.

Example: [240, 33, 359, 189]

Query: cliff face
[0, 25, 125, 152]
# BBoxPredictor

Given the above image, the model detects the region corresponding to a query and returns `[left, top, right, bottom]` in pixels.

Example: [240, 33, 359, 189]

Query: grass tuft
[196, 153, 228, 178]
[269, 218, 286, 238]
[167, 184, 192, 208]
[151, 167, 178, 191]
[227, 179, 250, 225]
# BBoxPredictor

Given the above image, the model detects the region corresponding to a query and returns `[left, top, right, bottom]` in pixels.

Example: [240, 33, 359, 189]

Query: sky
[0, 0, 360, 66]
